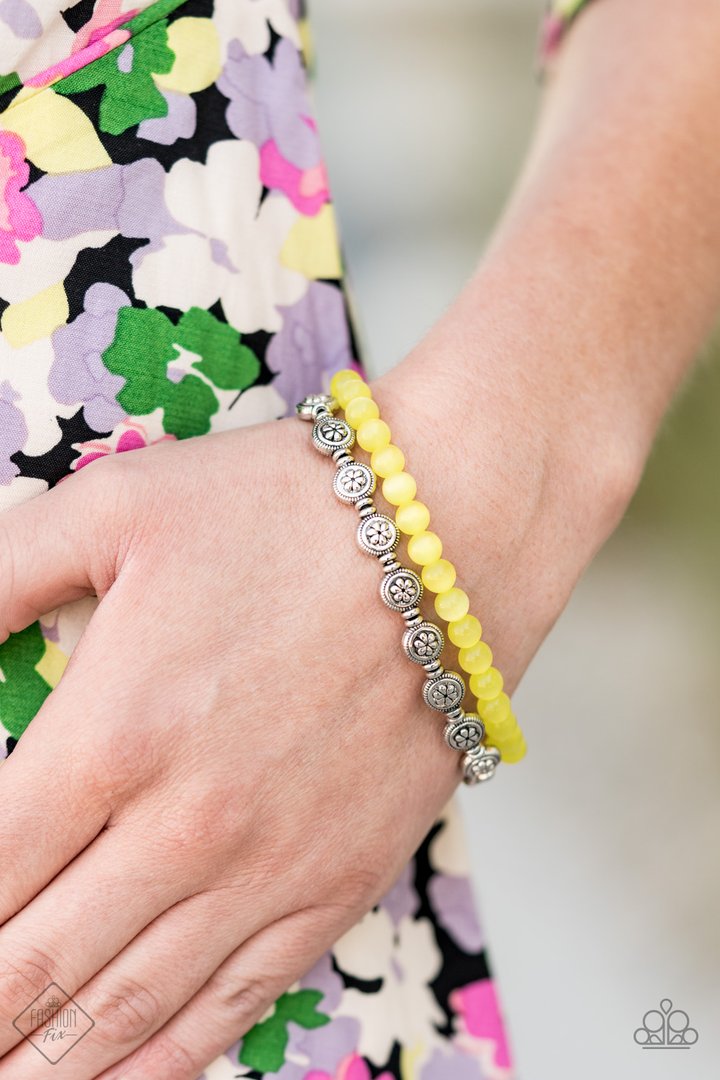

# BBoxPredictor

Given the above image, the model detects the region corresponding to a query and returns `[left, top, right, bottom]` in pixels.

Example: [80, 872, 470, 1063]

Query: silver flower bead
[357, 514, 399, 557]
[462, 745, 501, 785]
[422, 671, 466, 713]
[311, 416, 355, 455]
[333, 462, 376, 504]
[380, 568, 423, 612]
[402, 621, 444, 665]
[444, 714, 485, 752]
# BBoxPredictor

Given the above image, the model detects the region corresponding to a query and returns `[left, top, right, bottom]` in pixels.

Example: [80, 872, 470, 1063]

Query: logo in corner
[13, 982, 94, 1063]
[634, 997, 698, 1049]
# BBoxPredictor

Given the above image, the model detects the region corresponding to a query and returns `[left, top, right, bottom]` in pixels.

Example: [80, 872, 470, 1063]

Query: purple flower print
[427, 872, 485, 954]
[268, 282, 356, 416]
[275, 1015, 361, 1080]
[0, 0, 42, 39]
[138, 89, 198, 145]
[421, 1047, 487, 1080]
[218, 38, 320, 169]
[50, 283, 129, 433]
[28, 159, 188, 258]
[379, 860, 420, 927]
[0, 381, 28, 484]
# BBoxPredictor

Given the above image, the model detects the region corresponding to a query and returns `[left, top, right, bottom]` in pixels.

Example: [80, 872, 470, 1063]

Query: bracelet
[333, 372, 526, 765]
[335, 370, 527, 766]
[296, 374, 526, 784]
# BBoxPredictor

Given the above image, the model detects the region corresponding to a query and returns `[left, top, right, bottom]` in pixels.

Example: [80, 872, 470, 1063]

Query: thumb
[0, 457, 129, 642]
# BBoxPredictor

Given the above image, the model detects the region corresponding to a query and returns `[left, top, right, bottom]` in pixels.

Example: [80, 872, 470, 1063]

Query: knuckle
[328, 858, 387, 912]
[211, 970, 269, 1027]
[93, 977, 163, 1046]
[90, 724, 157, 798]
[130, 1033, 197, 1080]
[70, 451, 150, 583]
[0, 943, 62, 1017]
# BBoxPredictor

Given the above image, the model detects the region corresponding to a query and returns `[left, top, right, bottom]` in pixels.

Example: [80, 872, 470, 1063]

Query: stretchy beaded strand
[296, 392, 501, 786]
[329, 368, 527, 766]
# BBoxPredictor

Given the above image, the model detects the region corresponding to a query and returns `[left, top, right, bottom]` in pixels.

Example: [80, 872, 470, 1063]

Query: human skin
[1, 0, 720, 1076]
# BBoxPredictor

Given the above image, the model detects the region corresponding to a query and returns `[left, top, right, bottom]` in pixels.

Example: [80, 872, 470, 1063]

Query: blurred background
[309, 1, 720, 1077]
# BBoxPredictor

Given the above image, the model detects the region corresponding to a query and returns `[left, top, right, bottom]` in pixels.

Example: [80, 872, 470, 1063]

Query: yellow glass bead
[492, 725, 520, 751]
[480, 692, 511, 724]
[492, 724, 526, 763]
[499, 737, 527, 764]
[371, 444, 405, 478]
[470, 666, 504, 701]
[484, 713, 517, 742]
[329, 368, 361, 399]
[458, 640, 493, 675]
[345, 396, 379, 429]
[448, 613, 482, 648]
[337, 378, 372, 409]
[382, 471, 417, 507]
[434, 588, 470, 623]
[395, 500, 430, 535]
[407, 530, 443, 566]
[421, 558, 456, 593]
[357, 418, 391, 452]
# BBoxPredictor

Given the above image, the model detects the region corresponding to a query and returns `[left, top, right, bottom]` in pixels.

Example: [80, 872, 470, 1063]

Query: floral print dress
[0, 1, 593, 1077]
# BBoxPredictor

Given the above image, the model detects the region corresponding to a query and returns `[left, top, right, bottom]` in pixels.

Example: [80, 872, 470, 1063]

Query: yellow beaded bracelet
[330, 367, 527, 765]
[298, 391, 496, 784]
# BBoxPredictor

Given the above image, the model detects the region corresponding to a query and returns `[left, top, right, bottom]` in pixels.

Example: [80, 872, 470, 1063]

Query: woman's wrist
[368, 269, 646, 687]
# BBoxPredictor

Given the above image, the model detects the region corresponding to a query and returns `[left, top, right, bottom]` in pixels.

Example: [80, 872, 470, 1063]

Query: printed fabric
[0, 1, 518, 1077]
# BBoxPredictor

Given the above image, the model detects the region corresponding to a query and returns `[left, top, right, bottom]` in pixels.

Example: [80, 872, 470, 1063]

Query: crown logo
[45, 996, 62, 1012]
[634, 998, 698, 1048]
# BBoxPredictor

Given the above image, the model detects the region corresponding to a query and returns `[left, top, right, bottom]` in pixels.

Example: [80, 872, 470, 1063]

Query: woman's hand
[0, 409, 467, 1079]
[0, 225, 648, 1078]
[0, 341, 590, 1080]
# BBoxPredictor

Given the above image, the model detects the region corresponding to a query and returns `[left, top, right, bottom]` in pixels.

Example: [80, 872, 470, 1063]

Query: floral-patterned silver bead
[422, 671, 465, 713]
[295, 394, 338, 420]
[402, 621, 444, 665]
[379, 568, 423, 611]
[444, 714, 485, 752]
[312, 416, 355, 455]
[462, 745, 501, 785]
[333, 462, 376, 504]
[357, 514, 399, 557]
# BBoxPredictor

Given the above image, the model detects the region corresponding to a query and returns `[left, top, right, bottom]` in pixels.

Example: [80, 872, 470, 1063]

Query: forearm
[483, 0, 720, 456]
[370, 0, 720, 683]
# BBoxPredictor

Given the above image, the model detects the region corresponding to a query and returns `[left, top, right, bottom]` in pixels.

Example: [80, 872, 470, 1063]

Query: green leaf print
[0, 623, 52, 741]
[239, 990, 330, 1073]
[55, 23, 175, 135]
[0, 72, 21, 96]
[102, 306, 261, 439]
[176, 307, 260, 391]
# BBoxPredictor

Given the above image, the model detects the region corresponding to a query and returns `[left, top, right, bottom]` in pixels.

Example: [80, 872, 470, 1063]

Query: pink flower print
[450, 979, 513, 1070]
[25, 24, 133, 88]
[0, 131, 42, 265]
[72, 427, 175, 472]
[259, 124, 330, 215]
[306, 1053, 394, 1080]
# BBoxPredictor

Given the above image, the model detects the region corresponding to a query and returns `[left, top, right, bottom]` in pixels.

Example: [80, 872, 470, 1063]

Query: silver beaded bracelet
[296, 393, 501, 786]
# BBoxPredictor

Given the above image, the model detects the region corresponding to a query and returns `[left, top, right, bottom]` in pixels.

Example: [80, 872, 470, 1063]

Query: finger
[0, 812, 190, 1058]
[0, 681, 112, 925]
[0, 456, 127, 642]
[97, 908, 341, 1080]
[0, 889, 273, 1079]
[0, 584, 159, 925]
